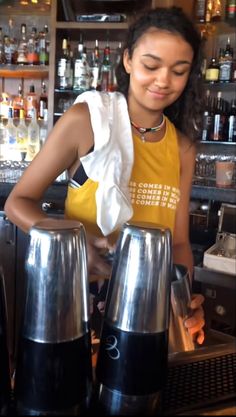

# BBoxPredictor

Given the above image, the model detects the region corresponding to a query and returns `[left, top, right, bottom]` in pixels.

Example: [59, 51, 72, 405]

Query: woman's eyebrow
[141, 53, 192, 66]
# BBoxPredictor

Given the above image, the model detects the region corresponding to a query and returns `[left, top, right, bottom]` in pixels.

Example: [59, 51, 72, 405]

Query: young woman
[5, 7, 205, 345]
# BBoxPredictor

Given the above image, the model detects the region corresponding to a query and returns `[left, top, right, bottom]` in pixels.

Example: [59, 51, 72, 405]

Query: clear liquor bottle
[16, 109, 28, 161]
[17, 23, 28, 65]
[13, 84, 25, 119]
[27, 108, 40, 161]
[57, 38, 72, 90]
[73, 34, 90, 92]
[6, 107, 19, 161]
[0, 115, 8, 161]
[100, 42, 114, 92]
[90, 39, 101, 90]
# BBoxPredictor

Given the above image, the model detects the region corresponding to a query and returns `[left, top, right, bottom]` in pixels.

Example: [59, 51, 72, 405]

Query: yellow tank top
[65, 117, 180, 239]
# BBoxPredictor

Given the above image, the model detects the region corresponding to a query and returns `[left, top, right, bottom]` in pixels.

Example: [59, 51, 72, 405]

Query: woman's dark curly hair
[116, 7, 205, 142]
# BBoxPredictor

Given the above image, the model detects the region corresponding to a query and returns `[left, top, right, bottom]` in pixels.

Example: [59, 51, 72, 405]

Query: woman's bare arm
[4, 103, 93, 233]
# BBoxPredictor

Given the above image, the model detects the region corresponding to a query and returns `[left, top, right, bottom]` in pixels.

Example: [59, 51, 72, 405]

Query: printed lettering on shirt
[129, 181, 180, 210]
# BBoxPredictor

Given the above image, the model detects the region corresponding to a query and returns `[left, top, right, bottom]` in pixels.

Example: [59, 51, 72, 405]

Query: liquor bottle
[16, 109, 28, 161]
[0, 115, 7, 161]
[57, 38, 73, 90]
[219, 38, 233, 83]
[194, 0, 208, 22]
[100, 42, 114, 92]
[201, 90, 214, 141]
[211, 0, 222, 21]
[13, 84, 25, 119]
[27, 27, 39, 65]
[17, 23, 28, 65]
[228, 99, 236, 142]
[5, 107, 19, 161]
[0, 27, 6, 65]
[39, 110, 48, 147]
[205, 0, 213, 22]
[25, 85, 39, 120]
[73, 34, 90, 93]
[27, 108, 40, 161]
[90, 39, 101, 90]
[38, 26, 49, 65]
[211, 91, 226, 141]
[225, 0, 236, 22]
[4, 19, 18, 65]
[38, 81, 48, 120]
[205, 56, 219, 83]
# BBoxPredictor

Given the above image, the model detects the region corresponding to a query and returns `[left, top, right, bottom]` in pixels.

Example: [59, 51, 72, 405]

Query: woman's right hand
[86, 233, 115, 279]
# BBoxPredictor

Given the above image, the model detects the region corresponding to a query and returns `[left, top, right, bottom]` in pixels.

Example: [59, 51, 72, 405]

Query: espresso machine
[94, 221, 173, 416]
[14, 219, 92, 415]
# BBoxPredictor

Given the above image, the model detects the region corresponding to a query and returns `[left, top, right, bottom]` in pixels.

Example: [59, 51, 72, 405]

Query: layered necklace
[130, 114, 166, 142]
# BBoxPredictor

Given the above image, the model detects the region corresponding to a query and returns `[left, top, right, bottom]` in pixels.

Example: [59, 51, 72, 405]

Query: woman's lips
[147, 89, 169, 99]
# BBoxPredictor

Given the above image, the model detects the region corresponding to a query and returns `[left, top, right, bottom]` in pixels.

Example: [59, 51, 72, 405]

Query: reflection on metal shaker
[14, 219, 92, 416]
[169, 264, 195, 354]
[94, 221, 173, 416]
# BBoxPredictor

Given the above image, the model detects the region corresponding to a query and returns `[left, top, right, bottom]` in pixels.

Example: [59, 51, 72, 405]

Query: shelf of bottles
[53, 29, 124, 119]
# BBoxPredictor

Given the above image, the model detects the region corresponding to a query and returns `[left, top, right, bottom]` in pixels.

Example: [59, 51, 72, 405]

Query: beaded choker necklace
[130, 115, 165, 142]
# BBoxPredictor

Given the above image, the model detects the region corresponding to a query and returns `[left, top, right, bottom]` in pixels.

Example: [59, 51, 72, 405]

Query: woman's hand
[184, 294, 205, 345]
[86, 233, 115, 279]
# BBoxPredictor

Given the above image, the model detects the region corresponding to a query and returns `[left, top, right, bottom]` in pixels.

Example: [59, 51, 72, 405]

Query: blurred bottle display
[211, 0, 222, 21]
[225, 0, 236, 22]
[5, 107, 19, 161]
[200, 91, 235, 142]
[195, 0, 208, 22]
[228, 99, 236, 142]
[0, 115, 7, 161]
[0, 27, 7, 64]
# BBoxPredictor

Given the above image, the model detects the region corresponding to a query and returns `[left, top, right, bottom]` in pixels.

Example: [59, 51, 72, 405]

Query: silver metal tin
[169, 264, 195, 353]
[23, 219, 89, 343]
[105, 221, 172, 333]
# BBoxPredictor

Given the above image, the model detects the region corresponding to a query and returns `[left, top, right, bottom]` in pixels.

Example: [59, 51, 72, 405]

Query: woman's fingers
[190, 293, 205, 309]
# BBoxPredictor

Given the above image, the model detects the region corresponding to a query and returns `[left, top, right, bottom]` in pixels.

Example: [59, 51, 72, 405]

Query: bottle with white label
[27, 108, 40, 161]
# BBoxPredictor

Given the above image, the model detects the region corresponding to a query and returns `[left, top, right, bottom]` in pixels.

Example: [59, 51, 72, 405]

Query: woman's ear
[123, 48, 131, 74]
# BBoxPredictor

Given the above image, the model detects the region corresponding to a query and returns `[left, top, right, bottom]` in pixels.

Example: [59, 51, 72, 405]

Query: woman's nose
[154, 68, 170, 88]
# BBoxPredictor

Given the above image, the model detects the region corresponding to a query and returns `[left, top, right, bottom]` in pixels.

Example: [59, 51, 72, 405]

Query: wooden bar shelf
[0, 66, 49, 79]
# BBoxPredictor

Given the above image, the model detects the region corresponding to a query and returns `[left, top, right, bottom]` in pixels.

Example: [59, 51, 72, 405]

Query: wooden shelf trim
[0, 67, 49, 79]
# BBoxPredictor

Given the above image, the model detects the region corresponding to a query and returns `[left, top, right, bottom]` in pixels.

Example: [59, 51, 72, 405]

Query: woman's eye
[143, 64, 157, 71]
[173, 71, 186, 76]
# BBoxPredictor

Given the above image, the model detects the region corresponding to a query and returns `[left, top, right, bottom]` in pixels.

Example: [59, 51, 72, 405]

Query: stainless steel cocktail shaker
[14, 219, 92, 415]
[0, 269, 11, 416]
[95, 221, 172, 416]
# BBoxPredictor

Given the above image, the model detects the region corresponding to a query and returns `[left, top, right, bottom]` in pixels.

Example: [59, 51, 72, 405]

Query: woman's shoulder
[176, 128, 196, 157]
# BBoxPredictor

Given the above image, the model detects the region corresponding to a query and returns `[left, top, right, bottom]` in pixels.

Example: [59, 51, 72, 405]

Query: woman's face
[123, 29, 194, 113]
